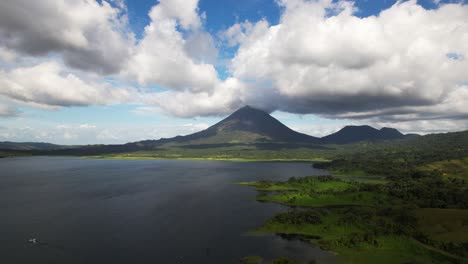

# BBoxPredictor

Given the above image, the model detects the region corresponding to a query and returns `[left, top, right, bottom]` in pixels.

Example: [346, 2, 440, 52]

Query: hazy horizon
[0, 0, 467, 144]
[2, 105, 462, 146]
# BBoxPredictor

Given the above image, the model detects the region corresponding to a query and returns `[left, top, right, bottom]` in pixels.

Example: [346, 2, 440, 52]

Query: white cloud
[0, 0, 133, 74]
[184, 31, 218, 64]
[125, 0, 219, 92]
[146, 77, 245, 117]
[149, 0, 202, 30]
[0, 0, 467, 137]
[228, 0, 468, 122]
[124, 0, 248, 117]
[221, 21, 254, 47]
[0, 61, 134, 108]
[0, 47, 16, 62]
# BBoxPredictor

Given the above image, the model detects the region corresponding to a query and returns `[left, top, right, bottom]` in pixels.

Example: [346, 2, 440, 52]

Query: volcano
[164, 106, 319, 144]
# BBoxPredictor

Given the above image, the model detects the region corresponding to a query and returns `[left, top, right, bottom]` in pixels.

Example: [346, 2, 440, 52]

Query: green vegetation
[2, 111, 467, 263]
[242, 173, 468, 264]
[239, 176, 357, 192]
[315, 130, 468, 179]
[0, 150, 31, 158]
[243, 176, 389, 207]
[86, 153, 329, 163]
[90, 145, 333, 162]
[419, 158, 468, 180]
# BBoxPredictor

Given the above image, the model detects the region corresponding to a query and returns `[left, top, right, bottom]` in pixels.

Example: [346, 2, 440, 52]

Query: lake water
[0, 157, 336, 264]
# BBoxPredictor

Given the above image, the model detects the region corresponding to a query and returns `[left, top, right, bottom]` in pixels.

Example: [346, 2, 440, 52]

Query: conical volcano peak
[151, 106, 317, 144]
[226, 105, 271, 120]
[191, 106, 319, 143]
[231, 105, 269, 114]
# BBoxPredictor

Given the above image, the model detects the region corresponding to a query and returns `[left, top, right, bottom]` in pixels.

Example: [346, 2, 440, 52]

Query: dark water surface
[0, 157, 336, 264]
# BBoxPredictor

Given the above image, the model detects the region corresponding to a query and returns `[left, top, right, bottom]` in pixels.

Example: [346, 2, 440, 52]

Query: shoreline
[0, 154, 330, 163]
[82, 155, 331, 163]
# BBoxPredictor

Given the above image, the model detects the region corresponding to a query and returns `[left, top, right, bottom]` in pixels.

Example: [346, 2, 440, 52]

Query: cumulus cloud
[147, 77, 245, 117]
[0, 0, 467, 136]
[128, 0, 468, 124]
[124, 0, 247, 117]
[184, 31, 219, 64]
[0, 0, 239, 117]
[221, 21, 254, 47]
[227, 0, 468, 122]
[148, 0, 202, 30]
[0, 47, 16, 62]
[125, 0, 219, 93]
[0, 0, 133, 74]
[0, 61, 134, 109]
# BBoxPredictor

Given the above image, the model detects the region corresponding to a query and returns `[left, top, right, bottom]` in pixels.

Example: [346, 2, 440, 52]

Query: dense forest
[240, 131, 468, 263]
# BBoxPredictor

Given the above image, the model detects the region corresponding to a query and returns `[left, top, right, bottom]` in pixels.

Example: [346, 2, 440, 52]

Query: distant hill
[321, 125, 406, 144]
[0, 141, 70, 150]
[0, 107, 415, 155]
[315, 129, 468, 178]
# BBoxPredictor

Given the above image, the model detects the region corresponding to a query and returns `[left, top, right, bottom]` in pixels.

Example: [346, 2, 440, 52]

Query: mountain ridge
[321, 125, 405, 144]
[150, 106, 408, 145]
[1, 106, 415, 152]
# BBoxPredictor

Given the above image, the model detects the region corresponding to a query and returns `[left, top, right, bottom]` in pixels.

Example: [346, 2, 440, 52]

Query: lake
[0, 157, 336, 263]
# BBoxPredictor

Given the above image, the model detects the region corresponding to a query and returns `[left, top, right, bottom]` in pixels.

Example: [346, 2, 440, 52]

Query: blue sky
[125, 0, 446, 36]
[0, 0, 467, 144]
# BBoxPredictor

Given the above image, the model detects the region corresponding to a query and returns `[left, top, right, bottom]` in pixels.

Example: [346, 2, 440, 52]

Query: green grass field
[240, 176, 389, 207]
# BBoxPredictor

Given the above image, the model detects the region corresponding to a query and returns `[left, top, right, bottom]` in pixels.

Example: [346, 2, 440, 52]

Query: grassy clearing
[419, 158, 468, 180]
[241, 176, 389, 207]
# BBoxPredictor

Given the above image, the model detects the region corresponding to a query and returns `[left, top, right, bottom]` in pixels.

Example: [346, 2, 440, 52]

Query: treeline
[313, 131, 468, 209]
[270, 204, 468, 259]
[386, 171, 468, 209]
[314, 130, 468, 178]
